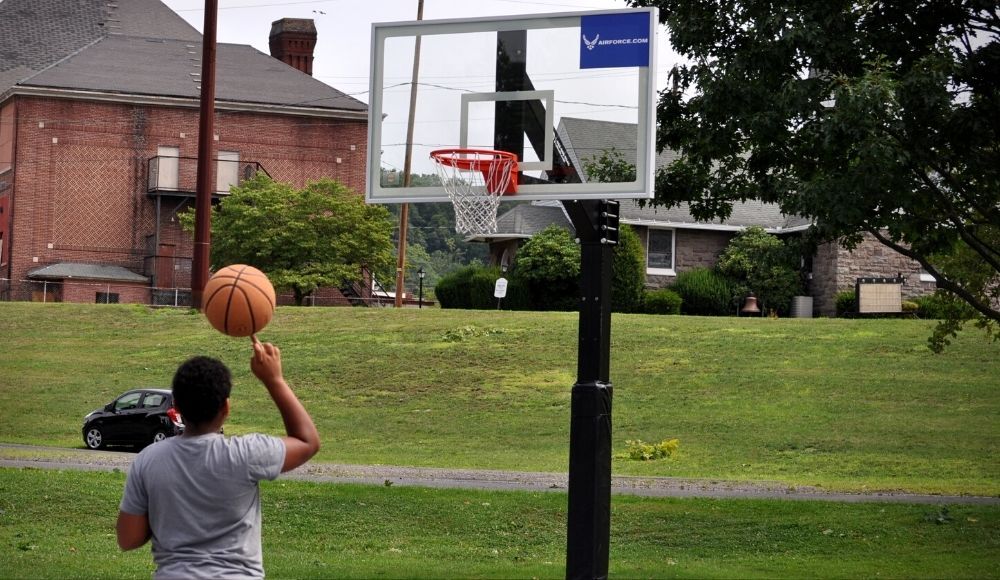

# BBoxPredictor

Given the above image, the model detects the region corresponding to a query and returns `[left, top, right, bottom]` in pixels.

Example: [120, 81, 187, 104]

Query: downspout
[4, 98, 19, 283]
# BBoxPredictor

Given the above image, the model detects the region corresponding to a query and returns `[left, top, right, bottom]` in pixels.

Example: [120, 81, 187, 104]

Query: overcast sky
[161, 0, 678, 105]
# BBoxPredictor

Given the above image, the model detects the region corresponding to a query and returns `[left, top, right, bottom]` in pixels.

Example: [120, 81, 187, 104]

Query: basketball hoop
[431, 148, 518, 235]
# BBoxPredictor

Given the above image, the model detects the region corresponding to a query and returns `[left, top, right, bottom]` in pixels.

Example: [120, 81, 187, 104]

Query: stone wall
[636, 226, 733, 289]
[811, 234, 936, 316]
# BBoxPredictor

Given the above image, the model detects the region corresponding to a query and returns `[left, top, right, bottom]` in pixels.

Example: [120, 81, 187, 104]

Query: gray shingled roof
[28, 263, 149, 282]
[557, 117, 680, 177]
[483, 118, 813, 239]
[468, 202, 575, 242]
[22, 36, 366, 111]
[0, 0, 199, 92]
[620, 199, 807, 231]
[0, 0, 365, 113]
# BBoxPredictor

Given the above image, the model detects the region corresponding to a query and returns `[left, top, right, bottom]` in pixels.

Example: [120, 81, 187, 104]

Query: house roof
[556, 117, 680, 174]
[0, 0, 366, 116]
[28, 263, 149, 283]
[0, 0, 199, 92]
[620, 199, 809, 232]
[466, 202, 575, 242]
[482, 118, 812, 240]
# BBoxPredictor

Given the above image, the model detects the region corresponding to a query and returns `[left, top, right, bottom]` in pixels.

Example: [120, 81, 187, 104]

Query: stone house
[474, 118, 936, 316]
[0, 0, 367, 306]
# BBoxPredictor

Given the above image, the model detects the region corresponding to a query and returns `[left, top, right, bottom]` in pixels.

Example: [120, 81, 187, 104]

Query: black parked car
[82, 388, 184, 450]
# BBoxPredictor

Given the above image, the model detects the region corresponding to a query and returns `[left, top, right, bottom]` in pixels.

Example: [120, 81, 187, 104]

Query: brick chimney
[269, 18, 317, 76]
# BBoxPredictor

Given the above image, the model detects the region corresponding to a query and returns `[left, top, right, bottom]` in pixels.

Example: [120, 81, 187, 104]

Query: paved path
[2, 443, 996, 505]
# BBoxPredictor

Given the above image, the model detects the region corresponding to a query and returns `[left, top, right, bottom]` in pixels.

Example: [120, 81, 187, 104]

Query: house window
[646, 228, 675, 275]
[217, 151, 240, 193]
[919, 268, 936, 283]
[96, 292, 120, 304]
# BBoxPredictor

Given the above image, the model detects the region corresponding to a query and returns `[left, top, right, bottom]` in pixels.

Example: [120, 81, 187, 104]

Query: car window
[114, 392, 142, 411]
[142, 393, 166, 408]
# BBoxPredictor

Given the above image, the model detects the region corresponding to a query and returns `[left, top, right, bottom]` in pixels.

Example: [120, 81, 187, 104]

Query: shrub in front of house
[835, 290, 857, 317]
[513, 225, 580, 311]
[671, 267, 735, 316]
[612, 224, 646, 313]
[716, 225, 804, 316]
[435, 265, 505, 310]
[642, 288, 683, 315]
[912, 291, 978, 320]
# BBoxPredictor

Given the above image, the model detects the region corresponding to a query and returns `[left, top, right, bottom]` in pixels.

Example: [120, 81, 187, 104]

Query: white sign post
[494, 277, 508, 309]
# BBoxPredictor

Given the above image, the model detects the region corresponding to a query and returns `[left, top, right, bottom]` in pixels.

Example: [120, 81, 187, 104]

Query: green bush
[643, 288, 683, 315]
[835, 290, 857, 317]
[513, 225, 580, 311]
[716, 225, 804, 315]
[611, 224, 646, 313]
[671, 267, 735, 316]
[623, 438, 680, 461]
[912, 291, 978, 320]
[498, 273, 531, 311]
[435, 265, 504, 310]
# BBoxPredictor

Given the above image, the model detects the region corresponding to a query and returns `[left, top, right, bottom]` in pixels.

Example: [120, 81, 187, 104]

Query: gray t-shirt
[120, 433, 285, 579]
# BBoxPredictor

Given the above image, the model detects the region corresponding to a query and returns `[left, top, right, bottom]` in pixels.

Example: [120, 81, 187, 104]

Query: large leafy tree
[182, 175, 395, 305]
[629, 0, 998, 348]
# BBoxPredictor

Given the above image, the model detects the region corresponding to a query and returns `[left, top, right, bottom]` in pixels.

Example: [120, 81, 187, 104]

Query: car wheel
[151, 430, 168, 445]
[84, 426, 105, 450]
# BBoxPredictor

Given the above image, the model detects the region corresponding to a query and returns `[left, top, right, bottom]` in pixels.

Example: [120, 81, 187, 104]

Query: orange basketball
[202, 265, 276, 337]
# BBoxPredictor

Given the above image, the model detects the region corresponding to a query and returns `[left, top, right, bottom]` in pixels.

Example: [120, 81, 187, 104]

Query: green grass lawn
[2, 468, 997, 579]
[1, 303, 998, 495]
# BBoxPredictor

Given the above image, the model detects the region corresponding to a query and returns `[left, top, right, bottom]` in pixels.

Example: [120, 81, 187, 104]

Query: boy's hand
[250, 335, 283, 388]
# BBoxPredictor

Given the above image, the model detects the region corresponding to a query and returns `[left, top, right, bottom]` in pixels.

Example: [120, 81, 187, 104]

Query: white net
[432, 149, 517, 235]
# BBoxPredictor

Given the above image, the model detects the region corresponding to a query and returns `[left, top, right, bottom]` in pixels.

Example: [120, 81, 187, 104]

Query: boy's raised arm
[250, 337, 320, 472]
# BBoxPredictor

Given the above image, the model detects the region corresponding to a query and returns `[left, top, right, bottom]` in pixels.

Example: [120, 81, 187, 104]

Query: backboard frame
[366, 8, 658, 205]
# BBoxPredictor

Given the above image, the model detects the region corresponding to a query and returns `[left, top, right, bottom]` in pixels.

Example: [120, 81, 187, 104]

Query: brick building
[0, 0, 368, 305]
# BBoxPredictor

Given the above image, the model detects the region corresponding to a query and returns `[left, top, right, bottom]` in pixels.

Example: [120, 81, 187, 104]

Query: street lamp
[417, 267, 425, 309]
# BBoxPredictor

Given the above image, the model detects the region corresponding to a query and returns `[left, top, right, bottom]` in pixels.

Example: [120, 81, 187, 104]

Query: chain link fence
[0, 278, 430, 308]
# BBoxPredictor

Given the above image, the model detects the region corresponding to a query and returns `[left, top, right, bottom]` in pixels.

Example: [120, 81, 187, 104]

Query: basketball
[202, 265, 276, 337]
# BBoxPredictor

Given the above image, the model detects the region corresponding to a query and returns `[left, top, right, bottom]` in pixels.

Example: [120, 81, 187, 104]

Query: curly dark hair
[172, 356, 232, 427]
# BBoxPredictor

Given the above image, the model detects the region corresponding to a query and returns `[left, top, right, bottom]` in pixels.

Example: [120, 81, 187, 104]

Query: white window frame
[646, 227, 676, 276]
[919, 269, 936, 282]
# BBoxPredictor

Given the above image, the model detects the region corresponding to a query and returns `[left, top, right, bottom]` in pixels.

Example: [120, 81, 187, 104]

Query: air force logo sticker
[580, 12, 651, 69]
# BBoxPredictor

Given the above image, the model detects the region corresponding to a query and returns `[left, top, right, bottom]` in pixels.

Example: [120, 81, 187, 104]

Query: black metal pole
[418, 276, 423, 309]
[563, 200, 614, 580]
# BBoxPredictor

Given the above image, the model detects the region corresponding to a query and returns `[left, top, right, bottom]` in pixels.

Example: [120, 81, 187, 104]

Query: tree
[716, 226, 804, 316]
[611, 224, 647, 313]
[629, 0, 999, 349]
[181, 175, 395, 305]
[583, 148, 636, 184]
[584, 151, 646, 313]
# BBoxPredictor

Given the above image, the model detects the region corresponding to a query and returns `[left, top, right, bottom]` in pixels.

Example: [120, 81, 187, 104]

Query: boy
[117, 338, 320, 578]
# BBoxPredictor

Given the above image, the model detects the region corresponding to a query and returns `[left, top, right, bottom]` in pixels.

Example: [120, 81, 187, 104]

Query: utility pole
[394, 0, 424, 307]
[190, 0, 218, 309]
